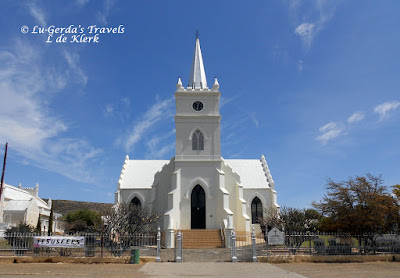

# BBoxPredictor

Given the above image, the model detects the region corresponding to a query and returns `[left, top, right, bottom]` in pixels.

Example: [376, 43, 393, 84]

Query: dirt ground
[0, 261, 399, 277]
[276, 261, 400, 278]
[0, 262, 148, 278]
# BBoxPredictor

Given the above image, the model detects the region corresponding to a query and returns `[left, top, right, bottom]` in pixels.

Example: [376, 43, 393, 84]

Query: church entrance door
[191, 185, 206, 229]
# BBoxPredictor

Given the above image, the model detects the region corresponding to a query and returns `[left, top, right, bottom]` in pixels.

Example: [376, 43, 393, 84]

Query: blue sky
[0, 0, 399, 208]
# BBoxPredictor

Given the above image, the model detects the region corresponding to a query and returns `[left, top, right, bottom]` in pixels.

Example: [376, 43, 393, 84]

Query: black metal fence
[0, 232, 157, 258]
[232, 231, 400, 262]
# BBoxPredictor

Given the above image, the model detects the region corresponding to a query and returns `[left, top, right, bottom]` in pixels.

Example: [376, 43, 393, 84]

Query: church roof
[188, 35, 208, 89]
[119, 160, 170, 189]
[120, 158, 271, 189]
[225, 159, 270, 189]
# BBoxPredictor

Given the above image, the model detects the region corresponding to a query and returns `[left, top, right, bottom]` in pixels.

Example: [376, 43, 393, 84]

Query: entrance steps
[181, 229, 224, 249]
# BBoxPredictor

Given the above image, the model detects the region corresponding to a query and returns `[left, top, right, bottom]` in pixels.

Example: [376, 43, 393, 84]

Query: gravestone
[268, 227, 284, 245]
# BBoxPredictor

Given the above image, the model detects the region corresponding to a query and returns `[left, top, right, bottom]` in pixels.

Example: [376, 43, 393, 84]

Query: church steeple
[188, 31, 208, 89]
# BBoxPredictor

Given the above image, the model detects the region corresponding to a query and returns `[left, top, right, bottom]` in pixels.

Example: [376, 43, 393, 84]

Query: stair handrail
[220, 223, 225, 248]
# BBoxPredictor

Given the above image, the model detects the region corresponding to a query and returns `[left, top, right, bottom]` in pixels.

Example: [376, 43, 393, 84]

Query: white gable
[225, 159, 270, 189]
[120, 160, 170, 189]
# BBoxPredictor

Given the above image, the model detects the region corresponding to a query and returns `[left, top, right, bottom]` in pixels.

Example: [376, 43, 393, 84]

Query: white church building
[115, 35, 279, 248]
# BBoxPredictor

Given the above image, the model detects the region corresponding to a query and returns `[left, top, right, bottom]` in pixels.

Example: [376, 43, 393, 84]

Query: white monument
[115, 35, 280, 248]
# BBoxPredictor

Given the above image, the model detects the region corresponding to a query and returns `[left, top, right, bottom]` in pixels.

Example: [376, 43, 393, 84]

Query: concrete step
[180, 229, 223, 249]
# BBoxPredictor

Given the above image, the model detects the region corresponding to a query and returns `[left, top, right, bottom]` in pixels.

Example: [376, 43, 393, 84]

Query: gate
[230, 229, 259, 262]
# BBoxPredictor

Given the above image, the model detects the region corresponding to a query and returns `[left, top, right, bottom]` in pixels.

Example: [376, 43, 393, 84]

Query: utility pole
[0, 142, 7, 223]
[0, 142, 8, 202]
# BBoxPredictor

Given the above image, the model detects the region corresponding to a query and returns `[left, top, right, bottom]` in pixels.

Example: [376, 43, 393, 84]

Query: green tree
[64, 209, 102, 233]
[393, 184, 400, 200]
[48, 204, 54, 236]
[312, 174, 400, 234]
[36, 214, 41, 234]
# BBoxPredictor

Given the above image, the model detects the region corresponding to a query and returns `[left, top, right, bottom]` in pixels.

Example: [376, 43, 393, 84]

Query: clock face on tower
[192, 101, 203, 111]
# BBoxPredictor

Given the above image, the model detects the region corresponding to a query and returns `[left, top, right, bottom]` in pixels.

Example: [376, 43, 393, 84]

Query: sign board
[268, 227, 284, 245]
[33, 236, 85, 248]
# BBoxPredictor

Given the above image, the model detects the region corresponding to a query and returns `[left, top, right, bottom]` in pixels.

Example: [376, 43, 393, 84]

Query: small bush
[5, 223, 35, 255]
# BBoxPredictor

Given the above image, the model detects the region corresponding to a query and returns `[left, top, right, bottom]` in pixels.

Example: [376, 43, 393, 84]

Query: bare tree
[259, 207, 282, 231]
[104, 202, 159, 236]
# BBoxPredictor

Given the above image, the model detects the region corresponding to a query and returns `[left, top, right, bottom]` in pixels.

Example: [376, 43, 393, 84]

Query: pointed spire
[177, 76, 183, 90]
[188, 33, 208, 89]
[212, 77, 219, 91]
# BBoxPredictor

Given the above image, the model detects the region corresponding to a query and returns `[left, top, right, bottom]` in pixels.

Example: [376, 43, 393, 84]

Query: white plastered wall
[176, 161, 221, 230]
[221, 161, 250, 232]
[151, 160, 174, 230]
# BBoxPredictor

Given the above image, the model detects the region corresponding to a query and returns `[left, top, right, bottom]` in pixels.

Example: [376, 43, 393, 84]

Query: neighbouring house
[0, 183, 63, 235]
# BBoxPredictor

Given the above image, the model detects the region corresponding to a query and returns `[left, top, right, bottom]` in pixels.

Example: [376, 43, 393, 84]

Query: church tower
[167, 34, 224, 233]
[175, 34, 221, 162]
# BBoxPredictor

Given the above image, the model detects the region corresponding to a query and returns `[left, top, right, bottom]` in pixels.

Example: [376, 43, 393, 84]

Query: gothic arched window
[251, 197, 263, 224]
[131, 197, 141, 207]
[192, 130, 204, 151]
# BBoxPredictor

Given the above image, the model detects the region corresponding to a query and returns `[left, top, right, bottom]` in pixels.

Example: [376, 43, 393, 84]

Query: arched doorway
[191, 185, 206, 229]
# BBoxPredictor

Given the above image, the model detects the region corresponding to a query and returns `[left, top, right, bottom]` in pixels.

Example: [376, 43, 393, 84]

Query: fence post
[266, 227, 269, 262]
[231, 230, 238, 262]
[174, 229, 182, 262]
[251, 227, 257, 262]
[101, 232, 104, 258]
[156, 227, 161, 262]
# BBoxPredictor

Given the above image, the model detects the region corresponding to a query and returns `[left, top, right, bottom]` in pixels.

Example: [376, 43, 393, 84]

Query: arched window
[192, 130, 204, 151]
[251, 197, 263, 224]
[131, 197, 141, 207]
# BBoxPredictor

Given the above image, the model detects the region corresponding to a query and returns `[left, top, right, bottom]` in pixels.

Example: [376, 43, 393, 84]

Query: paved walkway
[140, 262, 306, 278]
[160, 248, 231, 262]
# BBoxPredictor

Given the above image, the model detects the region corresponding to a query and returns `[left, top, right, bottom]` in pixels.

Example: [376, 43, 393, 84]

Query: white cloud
[103, 98, 132, 121]
[374, 101, 400, 120]
[0, 38, 101, 184]
[347, 112, 365, 124]
[97, 0, 117, 25]
[319, 122, 336, 132]
[316, 122, 344, 145]
[249, 113, 259, 128]
[104, 104, 114, 117]
[294, 23, 315, 49]
[76, 0, 90, 7]
[63, 50, 88, 87]
[117, 97, 174, 152]
[317, 100, 400, 145]
[220, 94, 240, 108]
[289, 0, 340, 50]
[27, 2, 47, 26]
[121, 97, 130, 106]
[297, 60, 304, 72]
[146, 129, 176, 159]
